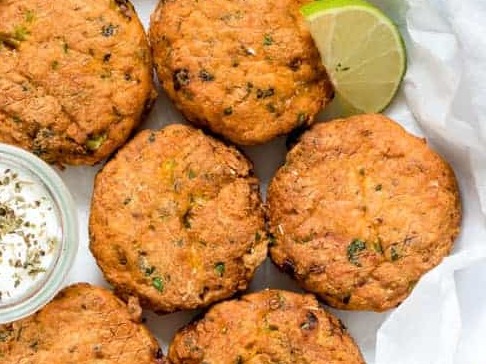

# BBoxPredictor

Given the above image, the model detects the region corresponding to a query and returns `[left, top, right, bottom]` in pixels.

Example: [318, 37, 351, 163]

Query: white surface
[58, 1, 486, 363]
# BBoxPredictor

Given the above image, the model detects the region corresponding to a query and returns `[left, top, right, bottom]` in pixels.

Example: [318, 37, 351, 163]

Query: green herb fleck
[188, 169, 197, 179]
[123, 197, 131, 205]
[162, 158, 176, 171]
[390, 246, 400, 261]
[85, 133, 107, 151]
[152, 276, 164, 292]
[148, 132, 156, 143]
[255, 231, 261, 242]
[358, 168, 365, 176]
[13, 25, 30, 41]
[263, 34, 274, 46]
[375, 184, 382, 191]
[223, 106, 233, 116]
[25, 10, 35, 23]
[235, 355, 243, 364]
[12, 115, 22, 124]
[347, 239, 366, 266]
[51, 60, 59, 70]
[214, 262, 225, 277]
[62, 42, 69, 53]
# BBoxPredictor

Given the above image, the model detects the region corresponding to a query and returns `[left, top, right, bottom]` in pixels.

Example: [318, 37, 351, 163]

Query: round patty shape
[268, 114, 461, 311]
[168, 289, 365, 363]
[0, 283, 166, 364]
[149, 0, 333, 145]
[89, 124, 268, 313]
[0, 0, 156, 165]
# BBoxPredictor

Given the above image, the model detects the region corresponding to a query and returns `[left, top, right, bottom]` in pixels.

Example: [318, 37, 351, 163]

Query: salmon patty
[0, 283, 166, 364]
[0, 0, 156, 165]
[268, 114, 461, 311]
[89, 124, 268, 313]
[149, 0, 333, 145]
[168, 289, 365, 363]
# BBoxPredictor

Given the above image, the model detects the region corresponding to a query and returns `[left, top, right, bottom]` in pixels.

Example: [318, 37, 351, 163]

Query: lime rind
[301, 0, 382, 18]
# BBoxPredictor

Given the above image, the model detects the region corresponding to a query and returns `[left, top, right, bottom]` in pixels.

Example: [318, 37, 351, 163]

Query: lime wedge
[301, 0, 406, 114]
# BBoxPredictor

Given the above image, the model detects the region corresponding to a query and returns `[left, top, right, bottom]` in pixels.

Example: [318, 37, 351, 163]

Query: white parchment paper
[59, 1, 486, 363]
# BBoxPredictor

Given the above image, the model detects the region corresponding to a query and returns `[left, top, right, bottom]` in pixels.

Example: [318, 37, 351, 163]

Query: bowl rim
[0, 143, 79, 324]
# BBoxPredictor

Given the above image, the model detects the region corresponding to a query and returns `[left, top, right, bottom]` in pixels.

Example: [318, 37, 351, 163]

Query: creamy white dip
[0, 165, 60, 304]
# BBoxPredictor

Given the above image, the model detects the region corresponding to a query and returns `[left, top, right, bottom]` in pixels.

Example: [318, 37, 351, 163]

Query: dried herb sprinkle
[0, 168, 59, 302]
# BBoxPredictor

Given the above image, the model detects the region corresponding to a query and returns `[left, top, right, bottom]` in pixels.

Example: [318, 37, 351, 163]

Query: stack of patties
[87, 0, 369, 361]
[0, 0, 462, 362]
[79, 0, 459, 361]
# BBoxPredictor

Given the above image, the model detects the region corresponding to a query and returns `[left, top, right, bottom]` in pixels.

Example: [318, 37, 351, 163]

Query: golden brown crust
[89, 124, 268, 313]
[0, 0, 156, 165]
[268, 114, 461, 311]
[0, 283, 166, 364]
[168, 289, 365, 364]
[149, 0, 333, 145]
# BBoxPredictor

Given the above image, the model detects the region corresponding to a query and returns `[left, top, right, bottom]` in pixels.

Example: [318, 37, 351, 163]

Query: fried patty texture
[149, 0, 333, 145]
[0, 0, 156, 165]
[89, 124, 268, 313]
[168, 289, 365, 363]
[0, 283, 166, 364]
[268, 114, 461, 311]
